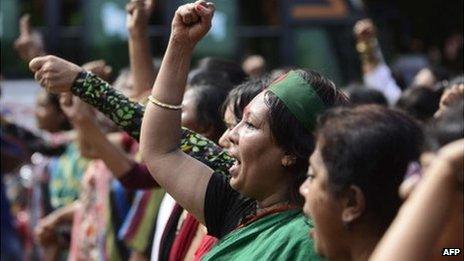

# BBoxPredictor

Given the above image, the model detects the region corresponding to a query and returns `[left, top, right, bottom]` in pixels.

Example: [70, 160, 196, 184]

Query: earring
[282, 156, 297, 167]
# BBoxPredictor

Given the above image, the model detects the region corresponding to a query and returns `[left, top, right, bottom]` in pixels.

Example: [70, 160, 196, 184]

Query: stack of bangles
[148, 95, 183, 110]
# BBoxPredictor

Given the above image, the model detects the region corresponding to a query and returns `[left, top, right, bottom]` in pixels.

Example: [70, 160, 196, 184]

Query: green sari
[202, 210, 323, 261]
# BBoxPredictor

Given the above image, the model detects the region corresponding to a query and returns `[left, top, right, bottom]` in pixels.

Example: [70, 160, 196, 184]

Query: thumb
[19, 14, 32, 36]
[29, 56, 47, 72]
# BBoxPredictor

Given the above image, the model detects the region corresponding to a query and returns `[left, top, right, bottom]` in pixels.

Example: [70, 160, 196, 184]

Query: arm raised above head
[140, 1, 216, 224]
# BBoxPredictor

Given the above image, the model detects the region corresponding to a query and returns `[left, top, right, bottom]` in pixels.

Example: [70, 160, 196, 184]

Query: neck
[348, 227, 381, 261]
[256, 181, 292, 211]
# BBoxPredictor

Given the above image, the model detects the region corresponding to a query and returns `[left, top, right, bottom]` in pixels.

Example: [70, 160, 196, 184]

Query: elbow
[139, 138, 154, 165]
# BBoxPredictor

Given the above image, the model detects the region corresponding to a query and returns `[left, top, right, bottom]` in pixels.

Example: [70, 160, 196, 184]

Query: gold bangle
[147, 95, 182, 110]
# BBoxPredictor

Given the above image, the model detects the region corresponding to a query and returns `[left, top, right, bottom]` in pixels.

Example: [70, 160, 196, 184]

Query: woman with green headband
[29, 1, 348, 259]
[137, 1, 347, 260]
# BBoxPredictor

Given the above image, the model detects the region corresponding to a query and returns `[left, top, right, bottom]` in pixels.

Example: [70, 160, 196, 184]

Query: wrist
[128, 27, 149, 39]
[71, 70, 90, 95]
[168, 35, 196, 53]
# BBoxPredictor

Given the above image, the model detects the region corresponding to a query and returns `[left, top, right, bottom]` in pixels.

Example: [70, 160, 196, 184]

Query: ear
[281, 154, 297, 167]
[341, 185, 365, 226]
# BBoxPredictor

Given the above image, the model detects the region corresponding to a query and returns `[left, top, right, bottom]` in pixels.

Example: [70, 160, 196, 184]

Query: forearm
[370, 161, 457, 261]
[140, 41, 193, 158]
[71, 65, 232, 176]
[129, 32, 156, 97]
[71, 72, 145, 140]
[356, 38, 383, 74]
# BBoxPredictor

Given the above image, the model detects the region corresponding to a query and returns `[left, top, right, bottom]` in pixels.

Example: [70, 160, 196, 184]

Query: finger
[195, 2, 214, 25]
[92, 60, 106, 66]
[195, 2, 214, 18]
[39, 76, 47, 90]
[34, 69, 44, 83]
[19, 14, 32, 36]
[179, 6, 194, 24]
[29, 56, 47, 72]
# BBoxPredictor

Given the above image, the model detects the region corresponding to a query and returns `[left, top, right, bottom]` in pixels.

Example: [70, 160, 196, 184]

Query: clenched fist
[29, 55, 84, 94]
[170, 0, 215, 48]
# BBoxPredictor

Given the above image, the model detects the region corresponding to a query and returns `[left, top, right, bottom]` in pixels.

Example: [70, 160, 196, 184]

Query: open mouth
[228, 151, 242, 177]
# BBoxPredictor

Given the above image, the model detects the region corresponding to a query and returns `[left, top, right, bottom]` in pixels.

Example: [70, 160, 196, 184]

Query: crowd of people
[1, 1, 463, 260]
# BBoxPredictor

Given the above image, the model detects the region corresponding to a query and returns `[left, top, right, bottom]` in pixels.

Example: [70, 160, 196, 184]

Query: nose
[218, 129, 231, 148]
[227, 121, 241, 146]
[299, 178, 310, 197]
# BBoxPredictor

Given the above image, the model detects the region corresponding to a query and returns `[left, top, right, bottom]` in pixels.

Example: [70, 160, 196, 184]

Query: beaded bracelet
[147, 95, 183, 110]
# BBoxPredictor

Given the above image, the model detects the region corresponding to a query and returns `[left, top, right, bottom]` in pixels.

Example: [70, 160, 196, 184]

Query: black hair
[426, 100, 464, 151]
[396, 86, 443, 122]
[197, 57, 248, 86]
[221, 75, 272, 122]
[189, 84, 229, 143]
[344, 84, 388, 106]
[264, 69, 349, 206]
[187, 69, 232, 91]
[316, 105, 423, 233]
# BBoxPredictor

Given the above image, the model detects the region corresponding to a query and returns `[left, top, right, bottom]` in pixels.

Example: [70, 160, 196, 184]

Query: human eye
[307, 167, 315, 181]
[245, 121, 256, 130]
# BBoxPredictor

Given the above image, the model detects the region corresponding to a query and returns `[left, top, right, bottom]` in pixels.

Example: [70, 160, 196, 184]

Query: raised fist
[353, 19, 377, 42]
[126, 0, 155, 37]
[14, 14, 46, 63]
[29, 55, 83, 94]
[170, 1, 215, 48]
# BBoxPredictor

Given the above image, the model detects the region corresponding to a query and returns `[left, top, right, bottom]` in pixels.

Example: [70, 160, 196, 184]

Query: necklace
[237, 203, 299, 229]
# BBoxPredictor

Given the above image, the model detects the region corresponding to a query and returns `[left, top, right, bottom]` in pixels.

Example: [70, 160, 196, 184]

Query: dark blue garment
[1, 180, 22, 261]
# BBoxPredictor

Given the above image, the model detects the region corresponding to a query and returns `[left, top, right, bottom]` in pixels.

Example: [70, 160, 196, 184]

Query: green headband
[268, 71, 326, 131]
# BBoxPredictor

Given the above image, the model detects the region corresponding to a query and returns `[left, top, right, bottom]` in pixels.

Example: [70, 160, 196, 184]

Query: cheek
[310, 193, 345, 257]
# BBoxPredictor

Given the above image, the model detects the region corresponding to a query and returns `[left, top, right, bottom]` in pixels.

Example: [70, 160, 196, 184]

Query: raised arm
[14, 14, 46, 63]
[140, 1, 215, 224]
[370, 139, 464, 261]
[30, 56, 232, 176]
[126, 0, 157, 100]
[354, 19, 401, 105]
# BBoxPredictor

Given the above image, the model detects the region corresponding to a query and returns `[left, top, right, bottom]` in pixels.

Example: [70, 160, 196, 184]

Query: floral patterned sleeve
[71, 71, 233, 175]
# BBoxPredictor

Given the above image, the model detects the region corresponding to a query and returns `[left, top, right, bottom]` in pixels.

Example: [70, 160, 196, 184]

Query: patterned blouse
[71, 72, 233, 176]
